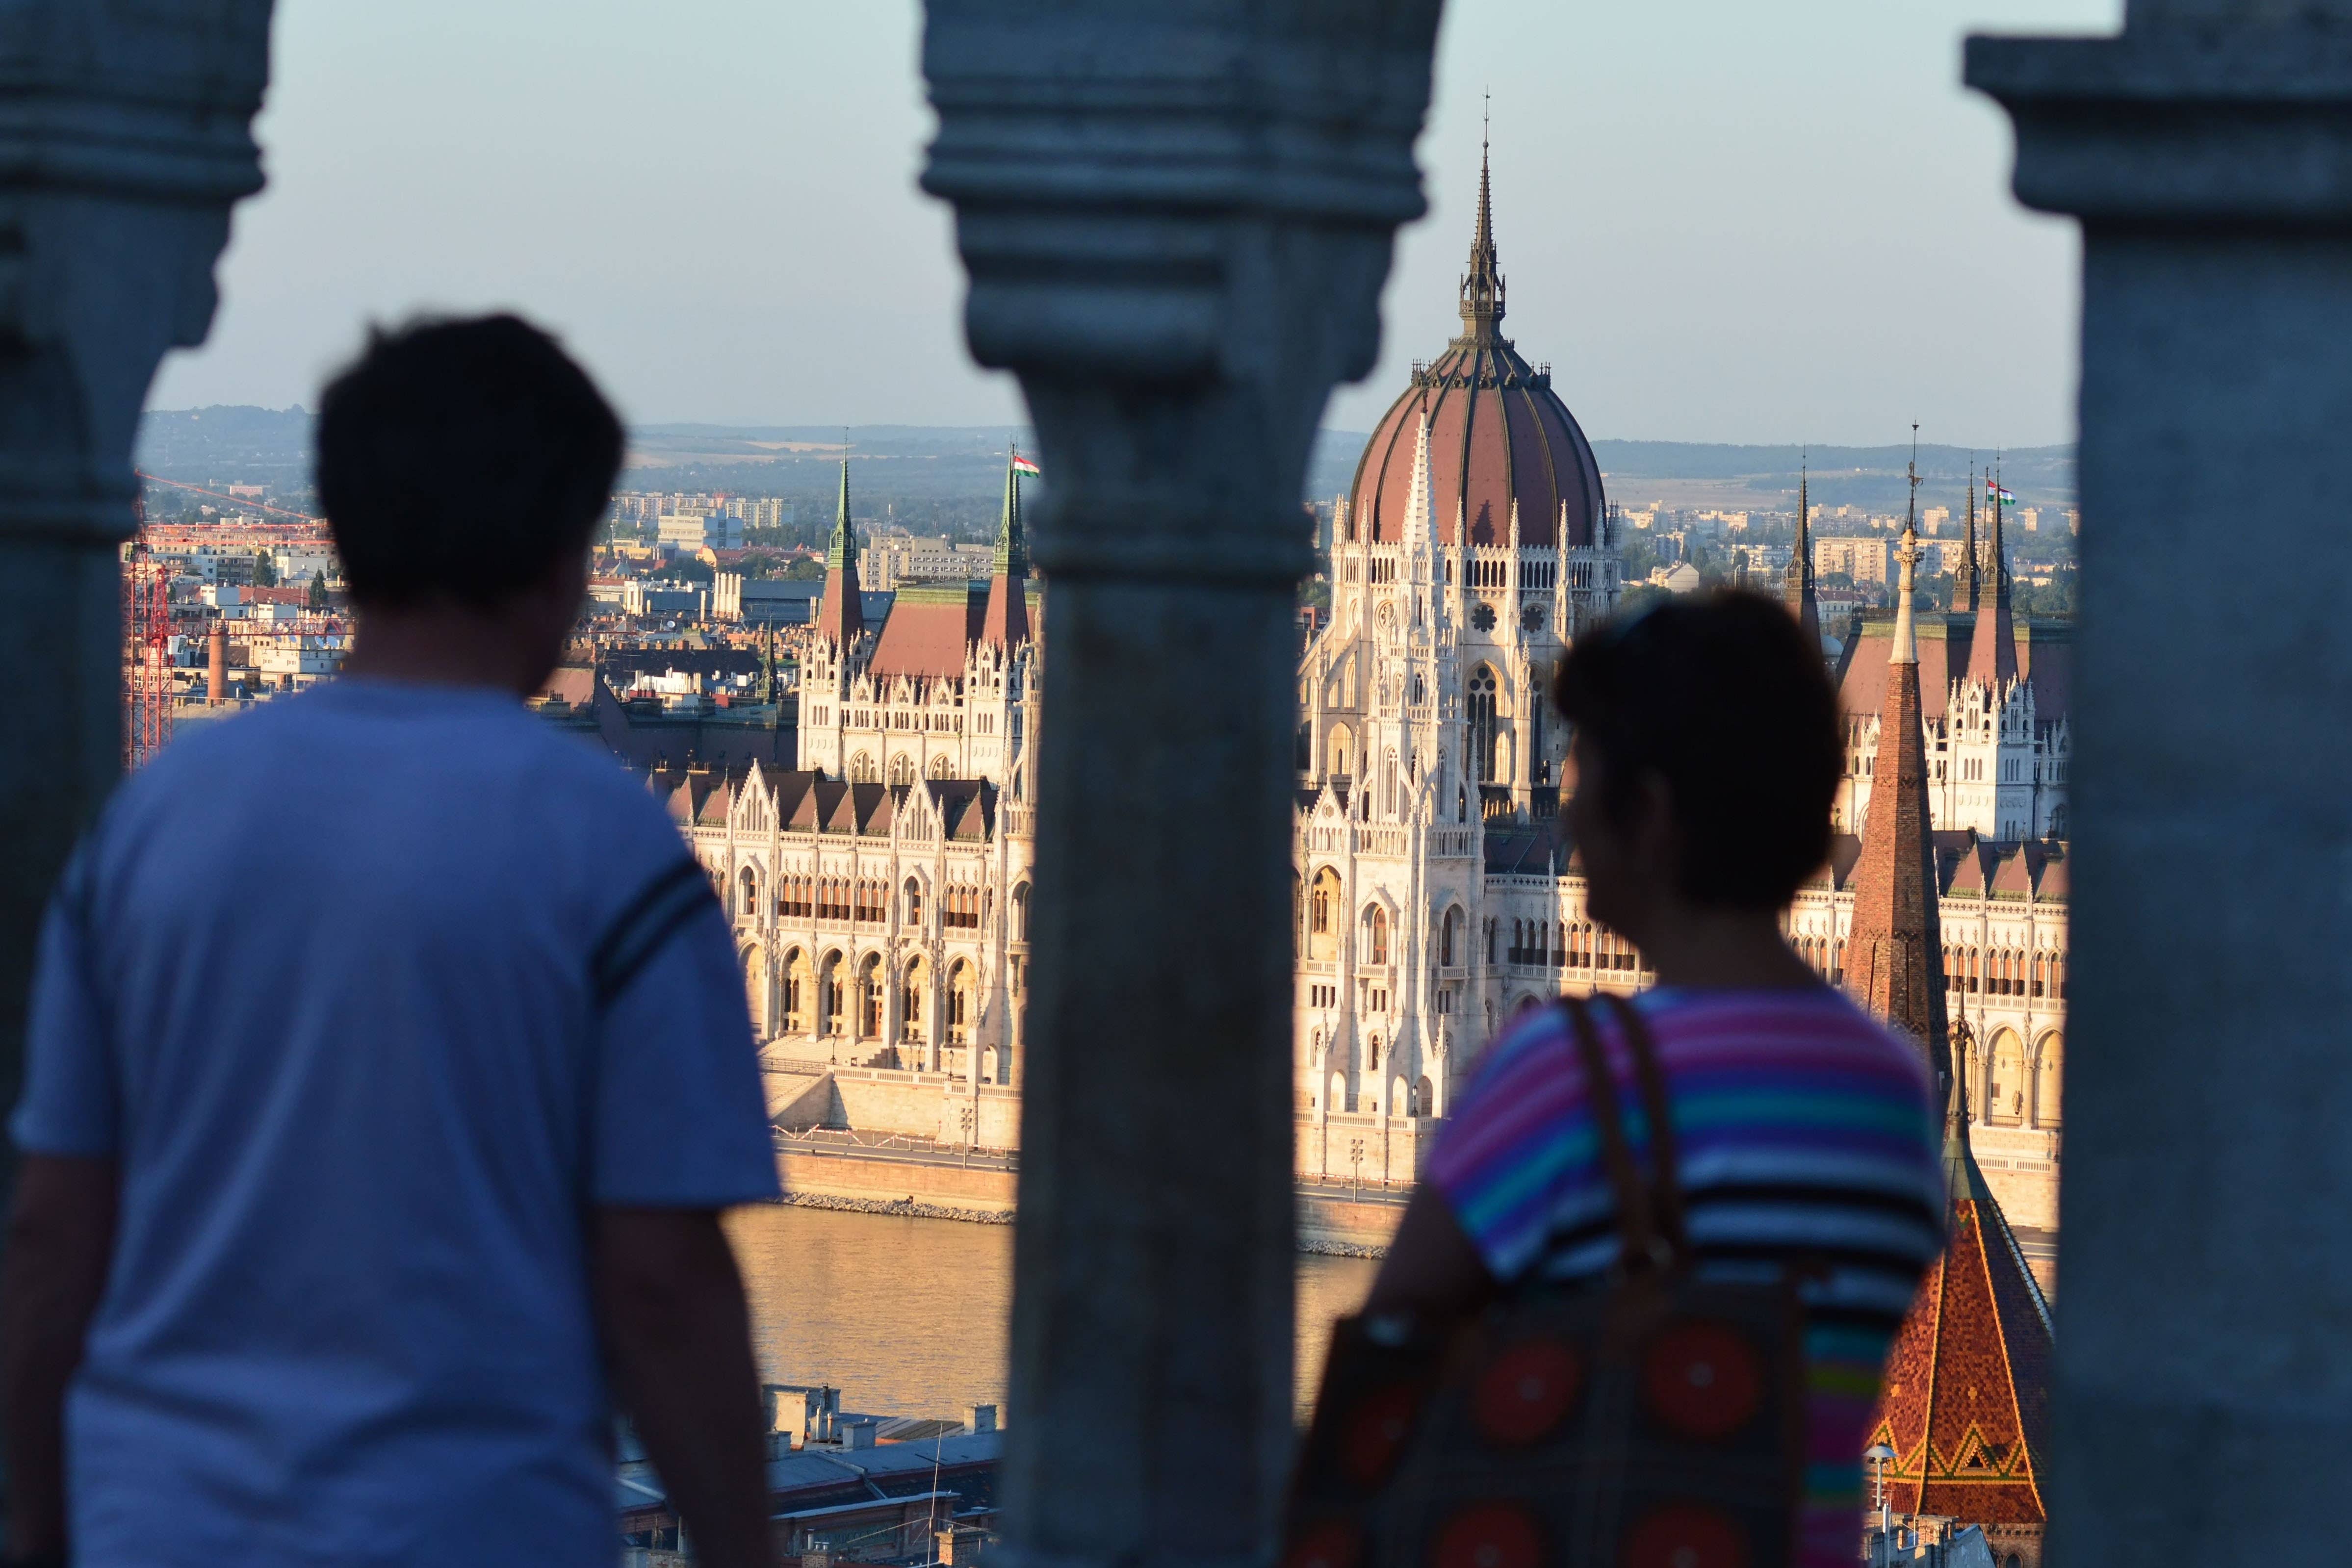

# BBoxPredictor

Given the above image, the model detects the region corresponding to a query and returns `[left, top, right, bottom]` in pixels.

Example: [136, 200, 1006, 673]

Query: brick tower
[1843, 448, 1948, 1075]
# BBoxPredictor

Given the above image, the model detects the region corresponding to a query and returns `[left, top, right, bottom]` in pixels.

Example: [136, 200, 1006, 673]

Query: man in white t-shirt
[0, 316, 779, 1568]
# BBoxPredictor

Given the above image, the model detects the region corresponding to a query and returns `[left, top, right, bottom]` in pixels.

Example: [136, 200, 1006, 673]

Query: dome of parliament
[1345, 150, 1606, 552]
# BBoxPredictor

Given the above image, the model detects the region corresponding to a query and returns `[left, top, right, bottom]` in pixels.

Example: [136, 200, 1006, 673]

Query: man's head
[317, 314, 621, 614]
[1553, 590, 1841, 937]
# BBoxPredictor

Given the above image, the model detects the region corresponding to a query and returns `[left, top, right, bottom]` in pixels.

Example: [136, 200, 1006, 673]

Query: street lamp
[1349, 1137, 1364, 1203]
[1865, 1442, 1896, 1530]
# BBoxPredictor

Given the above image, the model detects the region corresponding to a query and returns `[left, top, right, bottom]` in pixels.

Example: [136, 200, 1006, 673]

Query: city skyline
[149, 0, 2117, 445]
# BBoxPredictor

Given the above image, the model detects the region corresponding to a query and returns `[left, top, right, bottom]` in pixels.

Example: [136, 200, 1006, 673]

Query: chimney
[844, 1419, 877, 1451]
[965, 1404, 997, 1434]
[207, 621, 226, 704]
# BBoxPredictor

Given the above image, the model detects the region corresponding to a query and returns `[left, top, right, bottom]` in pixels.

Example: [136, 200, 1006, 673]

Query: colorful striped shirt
[1426, 986, 1946, 1568]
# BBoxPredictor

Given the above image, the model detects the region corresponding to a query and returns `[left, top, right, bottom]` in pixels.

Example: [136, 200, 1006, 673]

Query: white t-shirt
[12, 678, 779, 1568]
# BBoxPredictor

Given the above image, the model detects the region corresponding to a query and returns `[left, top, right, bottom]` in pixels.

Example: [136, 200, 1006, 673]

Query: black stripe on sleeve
[591, 859, 722, 1010]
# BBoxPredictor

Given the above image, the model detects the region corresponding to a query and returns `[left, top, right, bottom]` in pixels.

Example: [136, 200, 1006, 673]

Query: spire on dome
[814, 457, 864, 643]
[1845, 428, 1946, 1073]
[1458, 112, 1506, 343]
[1784, 449, 1820, 652]
[1402, 406, 1436, 552]
[1965, 461, 2017, 687]
[980, 449, 1032, 647]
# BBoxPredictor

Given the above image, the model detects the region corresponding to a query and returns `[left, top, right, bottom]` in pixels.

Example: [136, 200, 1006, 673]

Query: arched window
[1362, 904, 1390, 966]
[2035, 1033, 2063, 1127]
[1554, 922, 1566, 970]
[1326, 722, 1354, 781]
[888, 753, 916, 786]
[849, 751, 878, 783]
[1011, 882, 1031, 943]
[737, 865, 758, 918]
[820, 952, 846, 1035]
[2052, 952, 2067, 999]
[903, 876, 924, 928]
[948, 960, 975, 1046]
[1440, 906, 1464, 968]
[1368, 1034, 1382, 1071]
[1469, 666, 1500, 783]
[1307, 869, 1342, 962]
[783, 949, 810, 1034]
[929, 755, 955, 779]
[859, 953, 884, 1038]
[900, 955, 929, 1045]
[1987, 1030, 2026, 1125]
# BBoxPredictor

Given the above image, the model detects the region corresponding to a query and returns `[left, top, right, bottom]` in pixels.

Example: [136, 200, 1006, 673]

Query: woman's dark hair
[1552, 590, 1841, 910]
[316, 314, 622, 610]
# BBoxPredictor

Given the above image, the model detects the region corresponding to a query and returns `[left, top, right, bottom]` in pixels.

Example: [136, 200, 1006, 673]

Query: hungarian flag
[1987, 477, 2016, 505]
[1011, 453, 1041, 478]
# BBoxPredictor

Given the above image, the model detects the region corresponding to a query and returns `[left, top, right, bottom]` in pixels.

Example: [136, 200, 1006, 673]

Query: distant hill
[137, 411, 2073, 527]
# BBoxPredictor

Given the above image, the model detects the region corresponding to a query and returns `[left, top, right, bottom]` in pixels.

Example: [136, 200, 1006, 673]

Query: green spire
[825, 459, 855, 571]
[994, 449, 1029, 579]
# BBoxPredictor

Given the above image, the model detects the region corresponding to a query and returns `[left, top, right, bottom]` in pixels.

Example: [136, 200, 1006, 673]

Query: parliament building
[668, 157, 2070, 1232]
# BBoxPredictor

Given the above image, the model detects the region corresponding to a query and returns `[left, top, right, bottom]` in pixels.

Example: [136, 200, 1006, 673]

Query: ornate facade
[668, 160, 2069, 1235]
[671, 457, 1037, 1094]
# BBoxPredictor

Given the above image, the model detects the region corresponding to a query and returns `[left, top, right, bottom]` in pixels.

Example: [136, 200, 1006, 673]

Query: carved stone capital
[0, 0, 273, 544]
[1968, 22, 2352, 225]
[921, 0, 1442, 585]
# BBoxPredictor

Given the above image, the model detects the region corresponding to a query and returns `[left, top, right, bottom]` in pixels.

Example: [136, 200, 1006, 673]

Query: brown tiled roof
[1482, 820, 1562, 876]
[869, 587, 982, 680]
[1836, 615, 1964, 721]
[2032, 852, 2068, 901]
[2016, 621, 2072, 722]
[1870, 1158, 2052, 1527]
[927, 779, 996, 842]
[540, 665, 597, 706]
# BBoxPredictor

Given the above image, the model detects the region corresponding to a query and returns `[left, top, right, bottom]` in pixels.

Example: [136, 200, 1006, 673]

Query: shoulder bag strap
[1556, 995, 1661, 1273]
[1602, 993, 1690, 1268]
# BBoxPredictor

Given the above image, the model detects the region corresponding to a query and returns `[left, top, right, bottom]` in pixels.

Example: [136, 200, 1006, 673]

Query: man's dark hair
[316, 314, 622, 609]
[1553, 589, 1841, 910]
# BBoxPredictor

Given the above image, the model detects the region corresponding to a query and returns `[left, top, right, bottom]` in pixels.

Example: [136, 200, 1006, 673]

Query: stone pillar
[0, 4, 273, 1220]
[919, 5, 1440, 1567]
[1969, 7, 2352, 1559]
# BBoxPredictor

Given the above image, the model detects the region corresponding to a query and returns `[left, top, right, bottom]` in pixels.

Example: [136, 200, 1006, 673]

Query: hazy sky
[149, 0, 2120, 447]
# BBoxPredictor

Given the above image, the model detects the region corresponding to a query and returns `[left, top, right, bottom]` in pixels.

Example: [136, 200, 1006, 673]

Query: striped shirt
[1427, 986, 1946, 1568]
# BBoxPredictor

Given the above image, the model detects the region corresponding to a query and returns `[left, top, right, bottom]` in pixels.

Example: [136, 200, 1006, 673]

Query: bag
[1284, 994, 1806, 1568]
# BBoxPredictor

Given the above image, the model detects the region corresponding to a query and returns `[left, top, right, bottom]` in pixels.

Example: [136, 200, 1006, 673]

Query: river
[726, 1205, 1380, 1419]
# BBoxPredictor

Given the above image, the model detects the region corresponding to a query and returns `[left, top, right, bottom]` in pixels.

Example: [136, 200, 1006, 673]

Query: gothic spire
[1955, 466, 1980, 615]
[1845, 433, 1948, 1077]
[1458, 123, 1505, 343]
[981, 448, 1032, 647]
[1784, 449, 1820, 652]
[1965, 461, 2017, 687]
[815, 456, 864, 643]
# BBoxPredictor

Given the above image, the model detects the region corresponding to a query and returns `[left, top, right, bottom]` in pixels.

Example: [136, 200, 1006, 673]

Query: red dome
[1344, 152, 1606, 551]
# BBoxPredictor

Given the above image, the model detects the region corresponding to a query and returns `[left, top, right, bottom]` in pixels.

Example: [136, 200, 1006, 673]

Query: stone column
[919, 6, 1440, 1567]
[1970, 6, 2352, 1559]
[0, 4, 273, 1219]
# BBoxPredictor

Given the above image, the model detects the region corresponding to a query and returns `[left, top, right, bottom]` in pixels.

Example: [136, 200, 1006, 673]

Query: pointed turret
[1783, 452, 1820, 651]
[815, 458, 864, 644]
[1866, 1019, 2054, 1551]
[1953, 471, 1980, 615]
[1458, 132, 1506, 343]
[981, 450, 1032, 647]
[1965, 468, 2016, 686]
[1845, 440, 1949, 1073]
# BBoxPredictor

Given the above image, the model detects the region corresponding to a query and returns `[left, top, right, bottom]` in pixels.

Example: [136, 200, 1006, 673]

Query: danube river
[726, 1205, 1379, 1419]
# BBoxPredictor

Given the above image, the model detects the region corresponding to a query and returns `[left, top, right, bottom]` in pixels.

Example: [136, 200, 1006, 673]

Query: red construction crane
[123, 488, 175, 769]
